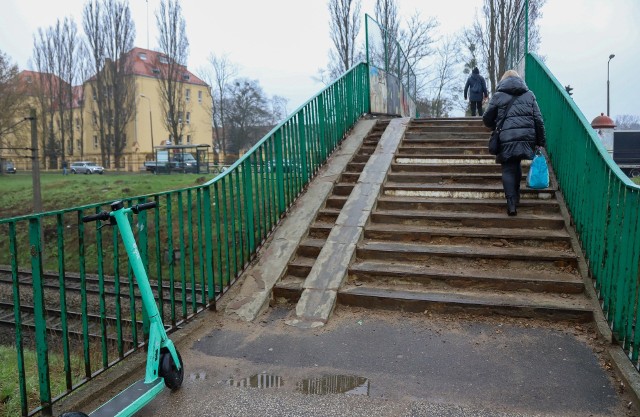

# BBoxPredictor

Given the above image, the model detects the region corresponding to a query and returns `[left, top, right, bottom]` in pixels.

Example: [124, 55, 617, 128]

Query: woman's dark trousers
[501, 158, 522, 214]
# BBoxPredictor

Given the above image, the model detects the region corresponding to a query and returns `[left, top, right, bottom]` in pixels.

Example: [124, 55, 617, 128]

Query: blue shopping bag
[527, 150, 549, 189]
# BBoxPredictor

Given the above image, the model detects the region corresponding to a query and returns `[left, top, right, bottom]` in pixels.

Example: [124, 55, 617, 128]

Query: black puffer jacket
[483, 76, 546, 163]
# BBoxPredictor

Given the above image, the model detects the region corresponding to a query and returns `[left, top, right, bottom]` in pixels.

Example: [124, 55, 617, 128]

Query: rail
[526, 53, 640, 369]
[0, 62, 369, 416]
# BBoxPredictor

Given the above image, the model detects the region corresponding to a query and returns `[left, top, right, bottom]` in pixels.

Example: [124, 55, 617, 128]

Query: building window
[182, 73, 190, 81]
[186, 135, 191, 144]
[185, 89, 191, 102]
[92, 113, 98, 126]
[77, 139, 82, 150]
[93, 135, 98, 149]
[152, 68, 160, 75]
[198, 91, 202, 103]
[186, 112, 191, 125]
[159, 56, 168, 64]
[139, 52, 147, 60]
[75, 117, 80, 130]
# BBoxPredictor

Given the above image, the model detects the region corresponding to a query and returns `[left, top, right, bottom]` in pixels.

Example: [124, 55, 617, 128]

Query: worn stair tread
[377, 195, 557, 207]
[365, 222, 570, 240]
[300, 237, 328, 248]
[338, 285, 592, 311]
[358, 240, 576, 261]
[350, 260, 582, 284]
[384, 182, 557, 192]
[372, 208, 564, 222]
[288, 256, 316, 267]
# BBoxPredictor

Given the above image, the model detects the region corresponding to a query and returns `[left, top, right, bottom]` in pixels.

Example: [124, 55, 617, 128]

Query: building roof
[591, 113, 616, 129]
[128, 47, 208, 87]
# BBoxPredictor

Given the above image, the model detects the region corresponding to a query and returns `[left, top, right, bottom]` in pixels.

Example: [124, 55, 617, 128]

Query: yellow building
[7, 47, 213, 172]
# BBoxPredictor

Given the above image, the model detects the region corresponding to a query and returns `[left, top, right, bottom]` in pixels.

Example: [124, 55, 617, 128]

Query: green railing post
[10, 222, 28, 416]
[297, 112, 309, 182]
[275, 129, 286, 215]
[243, 158, 256, 253]
[29, 217, 52, 415]
[203, 186, 216, 306]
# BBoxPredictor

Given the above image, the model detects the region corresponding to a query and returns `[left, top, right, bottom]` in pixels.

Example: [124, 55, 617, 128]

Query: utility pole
[30, 108, 42, 214]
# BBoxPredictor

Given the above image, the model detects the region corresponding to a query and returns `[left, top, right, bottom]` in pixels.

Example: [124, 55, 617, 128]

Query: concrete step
[308, 222, 334, 239]
[405, 125, 490, 133]
[333, 183, 356, 196]
[398, 146, 490, 156]
[383, 183, 555, 200]
[403, 132, 490, 140]
[285, 257, 314, 278]
[356, 241, 577, 274]
[370, 209, 565, 229]
[387, 172, 509, 185]
[390, 163, 509, 174]
[348, 261, 584, 294]
[395, 153, 497, 163]
[315, 208, 341, 223]
[375, 196, 560, 215]
[337, 285, 592, 322]
[296, 238, 326, 258]
[402, 137, 489, 146]
[324, 196, 348, 210]
[363, 223, 572, 250]
[411, 117, 486, 126]
[340, 172, 361, 183]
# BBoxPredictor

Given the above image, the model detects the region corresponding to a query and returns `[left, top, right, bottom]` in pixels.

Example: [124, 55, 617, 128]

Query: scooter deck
[90, 378, 164, 417]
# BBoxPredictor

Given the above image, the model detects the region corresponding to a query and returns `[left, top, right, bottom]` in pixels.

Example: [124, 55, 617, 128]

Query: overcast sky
[0, 0, 637, 121]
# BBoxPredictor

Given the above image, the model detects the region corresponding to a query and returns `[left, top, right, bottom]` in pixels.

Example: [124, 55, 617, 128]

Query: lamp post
[139, 94, 155, 153]
[607, 53, 615, 116]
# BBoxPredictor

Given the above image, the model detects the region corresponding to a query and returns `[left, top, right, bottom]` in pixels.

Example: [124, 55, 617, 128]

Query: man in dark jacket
[464, 67, 489, 116]
[483, 70, 546, 216]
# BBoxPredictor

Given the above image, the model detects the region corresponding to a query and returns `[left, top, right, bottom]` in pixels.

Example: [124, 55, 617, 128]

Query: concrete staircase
[275, 117, 593, 322]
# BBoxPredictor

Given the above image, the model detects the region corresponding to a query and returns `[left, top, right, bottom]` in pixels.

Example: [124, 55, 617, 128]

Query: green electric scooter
[61, 200, 183, 417]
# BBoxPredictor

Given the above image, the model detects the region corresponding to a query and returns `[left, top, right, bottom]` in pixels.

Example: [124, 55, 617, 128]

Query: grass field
[0, 172, 213, 219]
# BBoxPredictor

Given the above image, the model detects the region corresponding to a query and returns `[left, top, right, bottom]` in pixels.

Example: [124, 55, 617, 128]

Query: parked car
[70, 161, 105, 174]
[144, 151, 198, 173]
[2, 161, 16, 174]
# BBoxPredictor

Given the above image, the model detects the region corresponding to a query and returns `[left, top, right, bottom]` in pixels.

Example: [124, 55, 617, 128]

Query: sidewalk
[125, 306, 634, 417]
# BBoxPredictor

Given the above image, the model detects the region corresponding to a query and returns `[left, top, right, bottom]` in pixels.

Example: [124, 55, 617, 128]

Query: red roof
[127, 47, 208, 86]
[591, 113, 616, 129]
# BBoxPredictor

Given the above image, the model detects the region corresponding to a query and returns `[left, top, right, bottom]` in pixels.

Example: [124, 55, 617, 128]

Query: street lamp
[139, 94, 154, 152]
[607, 54, 615, 116]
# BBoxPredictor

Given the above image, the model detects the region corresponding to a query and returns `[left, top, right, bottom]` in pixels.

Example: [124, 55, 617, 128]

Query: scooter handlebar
[132, 201, 157, 214]
[82, 211, 110, 223]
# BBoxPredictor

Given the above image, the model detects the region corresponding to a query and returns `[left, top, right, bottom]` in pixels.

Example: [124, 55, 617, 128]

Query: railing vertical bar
[187, 189, 198, 314]
[29, 217, 52, 415]
[203, 186, 216, 305]
[177, 192, 188, 319]
[166, 195, 176, 326]
[153, 197, 164, 324]
[56, 214, 72, 390]
[213, 181, 224, 291]
[196, 188, 206, 307]
[243, 158, 256, 254]
[112, 223, 124, 358]
[95, 209, 109, 369]
[10, 222, 28, 416]
[77, 211, 92, 378]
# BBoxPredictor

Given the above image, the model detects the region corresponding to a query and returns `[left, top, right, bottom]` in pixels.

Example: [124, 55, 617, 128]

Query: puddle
[226, 373, 284, 389]
[296, 375, 369, 396]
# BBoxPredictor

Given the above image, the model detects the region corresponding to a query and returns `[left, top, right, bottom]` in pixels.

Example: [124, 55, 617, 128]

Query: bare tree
[205, 53, 237, 158]
[325, 0, 362, 81]
[155, 0, 189, 145]
[0, 51, 26, 151]
[33, 28, 60, 167]
[469, 0, 545, 93]
[422, 36, 461, 118]
[83, 0, 136, 168]
[615, 115, 640, 130]
[270, 95, 289, 125]
[398, 11, 439, 98]
[225, 78, 272, 155]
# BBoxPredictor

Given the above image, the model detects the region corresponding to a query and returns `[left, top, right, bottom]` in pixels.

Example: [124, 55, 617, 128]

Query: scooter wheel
[159, 348, 183, 390]
[59, 413, 89, 417]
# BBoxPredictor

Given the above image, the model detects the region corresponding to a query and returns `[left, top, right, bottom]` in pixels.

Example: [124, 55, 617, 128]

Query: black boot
[507, 197, 517, 216]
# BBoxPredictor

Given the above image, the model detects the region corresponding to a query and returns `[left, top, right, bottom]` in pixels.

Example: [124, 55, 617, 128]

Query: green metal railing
[526, 53, 640, 368]
[0, 62, 369, 416]
[365, 14, 417, 101]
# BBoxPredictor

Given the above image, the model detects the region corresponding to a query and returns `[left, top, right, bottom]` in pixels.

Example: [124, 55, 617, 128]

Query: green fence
[526, 53, 640, 369]
[0, 62, 369, 416]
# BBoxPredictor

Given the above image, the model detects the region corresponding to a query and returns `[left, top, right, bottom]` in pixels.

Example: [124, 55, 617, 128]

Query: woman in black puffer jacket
[483, 70, 546, 216]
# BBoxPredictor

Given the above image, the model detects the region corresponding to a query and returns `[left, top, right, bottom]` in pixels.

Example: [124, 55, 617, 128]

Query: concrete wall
[369, 66, 416, 117]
